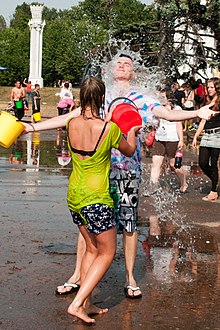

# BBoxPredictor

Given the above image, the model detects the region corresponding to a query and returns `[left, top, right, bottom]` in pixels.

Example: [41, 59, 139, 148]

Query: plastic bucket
[111, 103, 142, 134]
[15, 100, 23, 109]
[33, 112, 41, 122]
[0, 111, 25, 148]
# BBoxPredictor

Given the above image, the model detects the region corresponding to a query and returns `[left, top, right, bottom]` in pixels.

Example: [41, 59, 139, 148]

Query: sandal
[55, 282, 80, 295]
[124, 285, 142, 299]
[202, 192, 218, 202]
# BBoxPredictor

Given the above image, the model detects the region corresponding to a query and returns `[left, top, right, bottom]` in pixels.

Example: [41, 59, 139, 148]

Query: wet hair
[206, 77, 220, 111]
[119, 53, 133, 61]
[80, 77, 105, 119]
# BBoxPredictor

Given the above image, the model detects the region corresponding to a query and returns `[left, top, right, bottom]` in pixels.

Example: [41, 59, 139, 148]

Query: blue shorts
[70, 204, 116, 235]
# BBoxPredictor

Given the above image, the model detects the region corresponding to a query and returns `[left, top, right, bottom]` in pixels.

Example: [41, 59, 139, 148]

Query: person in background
[23, 78, 33, 107]
[171, 82, 185, 109]
[194, 79, 206, 109]
[32, 84, 41, 122]
[192, 77, 220, 201]
[150, 93, 188, 193]
[57, 82, 76, 116]
[182, 82, 195, 131]
[10, 80, 26, 120]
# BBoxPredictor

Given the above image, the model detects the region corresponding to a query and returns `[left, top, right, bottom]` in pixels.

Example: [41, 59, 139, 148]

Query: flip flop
[124, 285, 142, 299]
[55, 282, 80, 295]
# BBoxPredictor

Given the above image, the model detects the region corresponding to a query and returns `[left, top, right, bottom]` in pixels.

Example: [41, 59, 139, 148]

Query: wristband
[29, 123, 35, 132]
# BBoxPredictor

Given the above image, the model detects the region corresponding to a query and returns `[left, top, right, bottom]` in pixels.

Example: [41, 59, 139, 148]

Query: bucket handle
[107, 97, 138, 113]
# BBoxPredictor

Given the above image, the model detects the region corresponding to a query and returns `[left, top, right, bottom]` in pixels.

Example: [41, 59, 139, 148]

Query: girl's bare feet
[67, 304, 95, 324]
[85, 303, 108, 316]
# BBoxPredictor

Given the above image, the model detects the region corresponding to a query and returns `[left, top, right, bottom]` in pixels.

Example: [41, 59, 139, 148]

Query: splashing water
[85, 39, 211, 274]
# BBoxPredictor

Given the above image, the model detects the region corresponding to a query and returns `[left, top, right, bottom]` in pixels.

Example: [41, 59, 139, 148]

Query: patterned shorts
[70, 204, 115, 235]
[109, 168, 141, 233]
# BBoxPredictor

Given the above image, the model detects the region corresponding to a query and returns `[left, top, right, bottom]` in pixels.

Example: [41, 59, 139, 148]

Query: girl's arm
[22, 108, 81, 133]
[176, 121, 184, 149]
[192, 119, 206, 148]
[118, 126, 142, 157]
[154, 104, 217, 121]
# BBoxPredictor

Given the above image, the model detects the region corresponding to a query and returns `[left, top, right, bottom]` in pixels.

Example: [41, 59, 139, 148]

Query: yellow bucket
[0, 111, 25, 148]
[33, 112, 41, 122]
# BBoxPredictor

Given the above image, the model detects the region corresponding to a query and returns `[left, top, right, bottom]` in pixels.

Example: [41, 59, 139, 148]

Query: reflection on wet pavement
[0, 130, 72, 173]
[0, 131, 220, 329]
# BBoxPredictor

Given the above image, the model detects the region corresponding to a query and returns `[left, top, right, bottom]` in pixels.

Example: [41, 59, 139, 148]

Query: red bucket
[109, 97, 142, 134]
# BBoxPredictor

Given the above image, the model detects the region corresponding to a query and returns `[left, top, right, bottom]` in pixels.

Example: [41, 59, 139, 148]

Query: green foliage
[10, 2, 31, 29]
[43, 16, 108, 84]
[0, 0, 219, 86]
[0, 15, 6, 30]
[0, 27, 30, 85]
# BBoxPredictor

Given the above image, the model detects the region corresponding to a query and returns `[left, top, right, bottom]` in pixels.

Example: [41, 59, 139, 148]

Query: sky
[1, 0, 154, 24]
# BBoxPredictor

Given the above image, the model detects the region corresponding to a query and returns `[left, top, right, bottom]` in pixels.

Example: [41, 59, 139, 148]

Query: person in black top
[32, 84, 41, 121]
[171, 82, 185, 108]
[192, 77, 220, 201]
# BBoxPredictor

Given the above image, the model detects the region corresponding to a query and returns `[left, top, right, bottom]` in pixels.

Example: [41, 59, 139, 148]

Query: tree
[0, 15, 6, 30]
[155, 0, 220, 80]
[10, 2, 31, 29]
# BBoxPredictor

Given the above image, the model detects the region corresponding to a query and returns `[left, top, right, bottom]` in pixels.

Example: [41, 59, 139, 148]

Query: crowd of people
[9, 78, 77, 123]
[18, 53, 219, 324]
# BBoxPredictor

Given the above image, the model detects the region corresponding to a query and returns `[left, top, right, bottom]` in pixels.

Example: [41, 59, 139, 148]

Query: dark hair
[64, 82, 69, 89]
[80, 77, 105, 118]
[119, 53, 133, 61]
[35, 84, 40, 88]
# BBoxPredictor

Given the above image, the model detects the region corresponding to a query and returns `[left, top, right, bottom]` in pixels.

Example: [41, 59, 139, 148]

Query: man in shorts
[10, 80, 26, 120]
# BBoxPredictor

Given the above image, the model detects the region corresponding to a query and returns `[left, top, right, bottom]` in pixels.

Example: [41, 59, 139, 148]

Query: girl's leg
[68, 226, 117, 323]
[199, 146, 212, 180]
[150, 155, 164, 185]
[209, 147, 220, 192]
[56, 232, 85, 294]
[199, 146, 220, 200]
[169, 158, 188, 192]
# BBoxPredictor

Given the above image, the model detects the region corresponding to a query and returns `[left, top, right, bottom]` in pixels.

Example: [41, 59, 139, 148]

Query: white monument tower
[28, 5, 45, 87]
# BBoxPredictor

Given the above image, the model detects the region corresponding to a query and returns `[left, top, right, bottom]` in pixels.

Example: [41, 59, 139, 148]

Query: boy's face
[113, 56, 133, 81]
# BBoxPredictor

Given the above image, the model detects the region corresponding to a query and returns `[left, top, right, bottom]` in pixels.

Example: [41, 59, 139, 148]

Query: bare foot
[180, 183, 188, 193]
[67, 305, 95, 324]
[85, 304, 108, 316]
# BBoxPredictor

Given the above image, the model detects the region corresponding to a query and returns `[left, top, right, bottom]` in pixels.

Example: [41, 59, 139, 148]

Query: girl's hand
[21, 122, 35, 135]
[128, 125, 143, 135]
[192, 136, 197, 149]
[178, 140, 184, 149]
[197, 105, 218, 120]
[105, 105, 115, 122]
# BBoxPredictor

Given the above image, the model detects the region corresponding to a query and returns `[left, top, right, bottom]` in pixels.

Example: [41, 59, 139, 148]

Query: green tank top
[67, 122, 122, 214]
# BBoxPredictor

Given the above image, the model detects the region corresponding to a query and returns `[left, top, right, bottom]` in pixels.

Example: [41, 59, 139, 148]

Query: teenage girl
[192, 77, 220, 201]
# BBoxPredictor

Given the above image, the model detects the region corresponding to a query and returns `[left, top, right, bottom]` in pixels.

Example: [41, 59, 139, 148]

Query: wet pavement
[0, 130, 220, 330]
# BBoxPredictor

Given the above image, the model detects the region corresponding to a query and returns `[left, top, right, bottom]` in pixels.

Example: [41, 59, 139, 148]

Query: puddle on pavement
[0, 130, 72, 173]
[138, 219, 220, 285]
[40, 243, 75, 255]
[1, 129, 219, 289]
